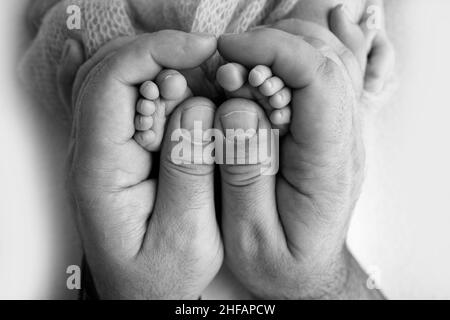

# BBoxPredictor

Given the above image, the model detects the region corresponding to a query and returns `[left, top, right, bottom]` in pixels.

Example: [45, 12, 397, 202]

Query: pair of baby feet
[134, 64, 292, 152]
[133, 2, 381, 152]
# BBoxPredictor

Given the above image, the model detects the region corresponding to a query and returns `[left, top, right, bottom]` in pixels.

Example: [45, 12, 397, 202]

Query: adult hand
[67, 31, 223, 299]
[215, 22, 383, 299]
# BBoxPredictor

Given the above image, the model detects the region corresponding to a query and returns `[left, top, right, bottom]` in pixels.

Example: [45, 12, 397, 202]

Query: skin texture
[67, 31, 223, 299]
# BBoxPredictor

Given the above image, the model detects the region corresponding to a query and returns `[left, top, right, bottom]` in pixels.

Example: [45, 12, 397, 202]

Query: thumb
[74, 31, 217, 147]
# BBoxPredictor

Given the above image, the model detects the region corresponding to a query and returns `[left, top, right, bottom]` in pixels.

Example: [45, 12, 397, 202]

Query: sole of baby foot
[217, 63, 292, 134]
[134, 70, 192, 152]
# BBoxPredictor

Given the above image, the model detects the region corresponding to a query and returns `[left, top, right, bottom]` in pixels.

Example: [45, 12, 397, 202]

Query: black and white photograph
[0, 0, 449, 307]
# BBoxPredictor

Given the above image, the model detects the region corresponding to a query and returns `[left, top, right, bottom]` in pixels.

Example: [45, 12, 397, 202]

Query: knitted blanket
[20, 0, 299, 123]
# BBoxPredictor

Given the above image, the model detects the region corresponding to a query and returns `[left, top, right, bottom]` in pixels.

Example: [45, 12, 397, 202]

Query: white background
[1, 0, 449, 299]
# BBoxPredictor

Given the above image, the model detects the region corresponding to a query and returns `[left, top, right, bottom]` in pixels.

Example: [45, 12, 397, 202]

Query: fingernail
[163, 74, 175, 81]
[61, 40, 73, 63]
[181, 105, 215, 131]
[220, 111, 258, 139]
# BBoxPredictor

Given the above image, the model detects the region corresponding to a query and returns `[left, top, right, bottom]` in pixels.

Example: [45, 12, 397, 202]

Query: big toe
[156, 69, 188, 101]
[216, 63, 248, 93]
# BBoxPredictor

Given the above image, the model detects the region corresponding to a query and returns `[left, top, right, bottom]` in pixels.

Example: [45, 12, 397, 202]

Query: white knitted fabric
[20, 0, 299, 123]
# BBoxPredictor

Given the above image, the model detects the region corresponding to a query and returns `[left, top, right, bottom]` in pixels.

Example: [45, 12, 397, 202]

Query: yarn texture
[20, 0, 299, 122]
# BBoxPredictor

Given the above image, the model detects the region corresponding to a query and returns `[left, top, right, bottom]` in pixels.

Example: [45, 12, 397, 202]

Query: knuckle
[163, 157, 214, 178]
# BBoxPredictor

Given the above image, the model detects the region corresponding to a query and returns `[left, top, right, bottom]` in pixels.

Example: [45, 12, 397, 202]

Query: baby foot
[216, 63, 292, 134]
[134, 69, 191, 151]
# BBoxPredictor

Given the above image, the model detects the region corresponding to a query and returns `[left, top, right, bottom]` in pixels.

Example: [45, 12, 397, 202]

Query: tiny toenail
[340, 4, 357, 24]
[61, 40, 72, 63]
[220, 111, 258, 137]
[141, 82, 159, 100]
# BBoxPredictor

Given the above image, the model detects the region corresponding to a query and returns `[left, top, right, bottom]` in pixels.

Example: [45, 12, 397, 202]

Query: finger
[150, 97, 216, 227]
[27, 0, 60, 31]
[143, 97, 222, 290]
[329, 5, 367, 70]
[73, 36, 137, 105]
[219, 28, 324, 89]
[57, 39, 85, 117]
[270, 19, 363, 92]
[106, 31, 217, 85]
[365, 33, 395, 93]
[360, 0, 385, 50]
[215, 98, 287, 274]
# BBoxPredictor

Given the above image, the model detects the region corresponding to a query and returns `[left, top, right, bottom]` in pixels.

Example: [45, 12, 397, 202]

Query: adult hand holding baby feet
[67, 31, 223, 299]
[215, 21, 384, 299]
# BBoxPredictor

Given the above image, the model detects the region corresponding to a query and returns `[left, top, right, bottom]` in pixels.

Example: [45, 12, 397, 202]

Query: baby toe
[270, 107, 291, 126]
[156, 69, 188, 101]
[134, 130, 157, 151]
[135, 115, 154, 131]
[269, 87, 292, 109]
[136, 99, 156, 116]
[216, 63, 248, 92]
[140, 81, 160, 100]
[259, 76, 285, 97]
[248, 65, 272, 87]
